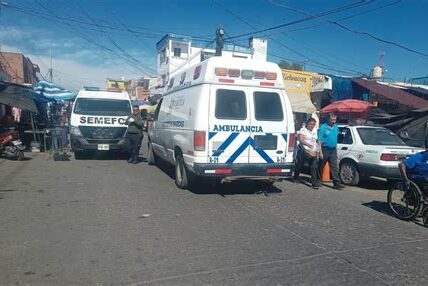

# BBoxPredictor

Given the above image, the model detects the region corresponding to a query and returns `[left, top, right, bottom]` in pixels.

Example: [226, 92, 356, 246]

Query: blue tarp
[31, 81, 75, 102]
[331, 76, 353, 101]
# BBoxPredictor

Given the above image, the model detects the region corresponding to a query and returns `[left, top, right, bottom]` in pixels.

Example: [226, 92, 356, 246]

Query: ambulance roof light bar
[214, 67, 277, 81]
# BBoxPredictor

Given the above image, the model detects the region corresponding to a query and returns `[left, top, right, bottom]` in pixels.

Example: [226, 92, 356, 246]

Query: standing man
[318, 113, 345, 189]
[125, 105, 144, 164]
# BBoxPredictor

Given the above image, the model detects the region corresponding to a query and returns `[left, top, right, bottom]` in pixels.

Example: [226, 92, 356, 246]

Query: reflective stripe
[212, 132, 239, 156]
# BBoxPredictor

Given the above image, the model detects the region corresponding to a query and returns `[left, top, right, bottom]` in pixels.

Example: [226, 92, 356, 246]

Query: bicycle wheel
[387, 181, 422, 220]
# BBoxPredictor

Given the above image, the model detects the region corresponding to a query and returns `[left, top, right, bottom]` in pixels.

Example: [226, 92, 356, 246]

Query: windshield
[73, 98, 131, 116]
[357, 128, 406, 146]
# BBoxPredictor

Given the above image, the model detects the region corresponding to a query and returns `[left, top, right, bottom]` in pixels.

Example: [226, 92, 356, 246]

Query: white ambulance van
[147, 57, 296, 189]
[70, 87, 132, 159]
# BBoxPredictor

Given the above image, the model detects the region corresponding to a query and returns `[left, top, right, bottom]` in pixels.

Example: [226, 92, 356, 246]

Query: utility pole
[49, 47, 53, 82]
[215, 27, 224, 56]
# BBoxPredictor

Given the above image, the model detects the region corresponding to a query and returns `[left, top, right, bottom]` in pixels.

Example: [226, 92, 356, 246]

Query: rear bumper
[192, 163, 294, 178]
[358, 163, 401, 179]
[70, 135, 127, 152]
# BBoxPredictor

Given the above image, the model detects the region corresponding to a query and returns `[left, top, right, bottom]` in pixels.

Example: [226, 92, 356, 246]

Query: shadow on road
[358, 178, 391, 191]
[154, 159, 283, 196]
[362, 200, 394, 217]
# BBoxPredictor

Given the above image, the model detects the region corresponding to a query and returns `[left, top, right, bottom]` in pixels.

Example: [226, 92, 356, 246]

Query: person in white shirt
[293, 117, 322, 189]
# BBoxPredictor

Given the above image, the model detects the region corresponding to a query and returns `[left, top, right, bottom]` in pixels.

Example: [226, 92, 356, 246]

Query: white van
[70, 87, 132, 159]
[147, 57, 296, 189]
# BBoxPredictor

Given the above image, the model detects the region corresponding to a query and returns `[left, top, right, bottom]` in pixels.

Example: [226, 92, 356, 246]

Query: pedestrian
[293, 117, 322, 189]
[125, 105, 144, 164]
[318, 113, 345, 189]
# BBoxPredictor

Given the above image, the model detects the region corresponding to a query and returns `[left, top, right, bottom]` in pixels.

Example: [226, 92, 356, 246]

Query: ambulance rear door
[247, 88, 289, 164]
[208, 86, 251, 164]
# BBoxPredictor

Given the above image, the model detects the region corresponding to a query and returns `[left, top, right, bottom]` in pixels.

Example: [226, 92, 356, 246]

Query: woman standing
[293, 118, 322, 189]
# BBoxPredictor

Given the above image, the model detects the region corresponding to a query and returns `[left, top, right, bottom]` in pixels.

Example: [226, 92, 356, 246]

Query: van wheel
[147, 142, 157, 165]
[340, 161, 360, 185]
[175, 155, 194, 189]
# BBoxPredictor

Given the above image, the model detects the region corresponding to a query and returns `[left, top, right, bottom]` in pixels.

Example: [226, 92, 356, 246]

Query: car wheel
[147, 142, 157, 165]
[175, 154, 194, 189]
[74, 150, 84, 160]
[340, 161, 360, 185]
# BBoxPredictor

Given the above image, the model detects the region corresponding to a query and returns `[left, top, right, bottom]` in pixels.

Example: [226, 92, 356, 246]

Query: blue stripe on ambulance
[208, 132, 218, 140]
[209, 133, 280, 164]
[211, 132, 239, 157]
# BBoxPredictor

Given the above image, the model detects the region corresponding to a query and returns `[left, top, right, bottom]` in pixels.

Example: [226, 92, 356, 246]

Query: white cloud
[0, 23, 158, 91]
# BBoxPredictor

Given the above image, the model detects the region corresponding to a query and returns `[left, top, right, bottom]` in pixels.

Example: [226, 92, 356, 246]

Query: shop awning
[0, 81, 38, 113]
[31, 81, 75, 101]
[352, 78, 428, 108]
[287, 92, 317, 114]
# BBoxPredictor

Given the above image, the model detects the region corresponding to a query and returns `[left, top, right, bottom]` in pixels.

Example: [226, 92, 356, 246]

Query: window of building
[215, 89, 246, 120]
[173, 47, 181, 57]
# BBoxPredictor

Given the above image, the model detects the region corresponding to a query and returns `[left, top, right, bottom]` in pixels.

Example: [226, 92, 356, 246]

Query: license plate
[98, 144, 109, 150]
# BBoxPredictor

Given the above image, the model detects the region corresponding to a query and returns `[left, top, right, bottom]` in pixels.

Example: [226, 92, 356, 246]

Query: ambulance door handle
[341, 147, 348, 150]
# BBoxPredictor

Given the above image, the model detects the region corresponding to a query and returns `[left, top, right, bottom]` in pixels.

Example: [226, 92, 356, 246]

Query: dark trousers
[294, 148, 320, 186]
[126, 132, 143, 158]
[320, 147, 341, 186]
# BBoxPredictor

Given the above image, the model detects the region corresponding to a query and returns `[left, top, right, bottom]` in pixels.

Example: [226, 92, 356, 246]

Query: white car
[337, 125, 424, 185]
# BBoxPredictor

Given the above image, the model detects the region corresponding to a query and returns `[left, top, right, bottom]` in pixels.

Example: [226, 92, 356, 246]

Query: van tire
[147, 142, 156, 165]
[175, 155, 193, 189]
[339, 160, 360, 186]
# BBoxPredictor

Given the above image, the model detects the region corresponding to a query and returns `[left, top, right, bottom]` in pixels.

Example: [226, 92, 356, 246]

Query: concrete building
[0, 52, 39, 84]
[156, 34, 268, 87]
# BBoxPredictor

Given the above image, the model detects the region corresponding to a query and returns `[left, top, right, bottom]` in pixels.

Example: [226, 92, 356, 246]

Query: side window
[153, 99, 163, 121]
[215, 89, 247, 120]
[338, 127, 353, 144]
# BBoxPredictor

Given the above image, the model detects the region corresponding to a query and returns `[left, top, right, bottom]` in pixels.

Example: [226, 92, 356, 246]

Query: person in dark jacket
[125, 105, 144, 164]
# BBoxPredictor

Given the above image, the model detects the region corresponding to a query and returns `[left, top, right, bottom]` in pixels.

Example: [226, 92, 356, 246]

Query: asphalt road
[1, 148, 427, 285]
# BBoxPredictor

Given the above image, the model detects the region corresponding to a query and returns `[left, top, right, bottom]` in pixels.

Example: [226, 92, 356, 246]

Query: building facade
[156, 34, 268, 87]
[0, 52, 39, 84]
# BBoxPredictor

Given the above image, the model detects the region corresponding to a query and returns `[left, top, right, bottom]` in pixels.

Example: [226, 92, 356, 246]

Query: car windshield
[74, 98, 131, 116]
[357, 128, 406, 146]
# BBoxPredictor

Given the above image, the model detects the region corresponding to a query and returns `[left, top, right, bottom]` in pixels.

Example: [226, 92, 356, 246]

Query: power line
[267, 0, 428, 58]
[218, 3, 366, 75]
[225, 0, 372, 40]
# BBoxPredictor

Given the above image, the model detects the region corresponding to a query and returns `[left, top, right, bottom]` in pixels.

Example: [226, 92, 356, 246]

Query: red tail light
[266, 72, 277, 80]
[288, 133, 296, 153]
[254, 71, 266, 79]
[260, 81, 275, 87]
[228, 69, 240, 77]
[380, 153, 401, 161]
[194, 131, 206, 151]
[267, 168, 282, 174]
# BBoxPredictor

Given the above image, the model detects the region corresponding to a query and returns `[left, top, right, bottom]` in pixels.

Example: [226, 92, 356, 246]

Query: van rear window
[253, 92, 283, 121]
[215, 89, 247, 120]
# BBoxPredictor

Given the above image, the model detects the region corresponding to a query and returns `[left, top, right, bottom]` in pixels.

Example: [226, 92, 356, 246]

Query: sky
[0, 0, 427, 91]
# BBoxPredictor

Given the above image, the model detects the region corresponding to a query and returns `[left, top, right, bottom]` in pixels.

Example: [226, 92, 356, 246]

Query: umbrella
[321, 99, 373, 114]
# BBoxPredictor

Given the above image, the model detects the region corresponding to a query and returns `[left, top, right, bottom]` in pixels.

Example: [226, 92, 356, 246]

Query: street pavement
[1, 148, 427, 285]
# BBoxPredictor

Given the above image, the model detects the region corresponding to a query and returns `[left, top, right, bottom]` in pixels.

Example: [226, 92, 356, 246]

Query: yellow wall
[281, 70, 313, 96]
[106, 79, 129, 91]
